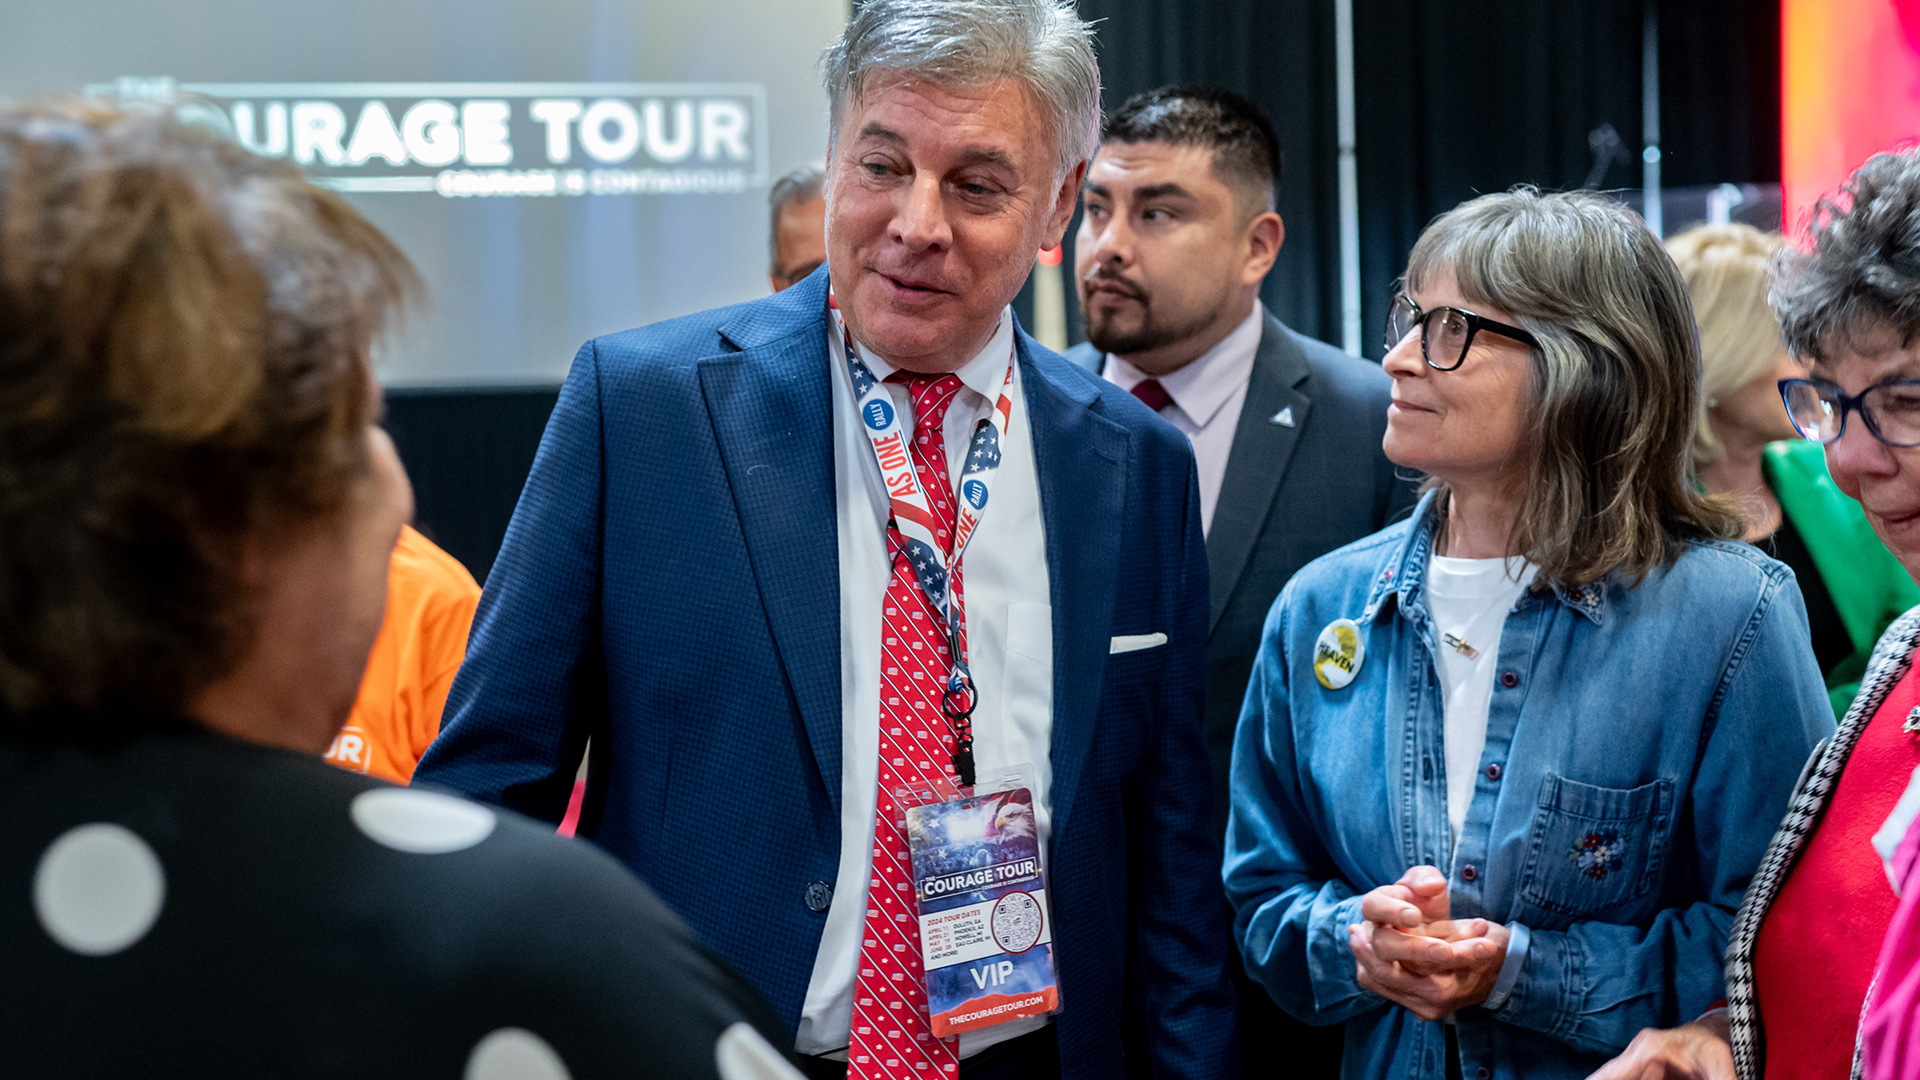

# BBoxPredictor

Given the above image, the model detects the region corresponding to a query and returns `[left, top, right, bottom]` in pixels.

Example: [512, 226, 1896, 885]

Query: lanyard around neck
[829, 293, 1016, 785]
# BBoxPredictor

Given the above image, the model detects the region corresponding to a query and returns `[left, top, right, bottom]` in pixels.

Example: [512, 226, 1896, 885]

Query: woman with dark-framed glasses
[1593, 147, 1920, 1080]
[1223, 187, 1832, 1079]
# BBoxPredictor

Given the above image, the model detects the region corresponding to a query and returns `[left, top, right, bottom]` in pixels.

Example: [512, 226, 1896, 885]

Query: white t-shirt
[1426, 554, 1539, 843]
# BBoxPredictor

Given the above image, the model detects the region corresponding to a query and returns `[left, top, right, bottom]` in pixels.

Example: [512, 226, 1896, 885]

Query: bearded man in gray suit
[1063, 86, 1415, 1079]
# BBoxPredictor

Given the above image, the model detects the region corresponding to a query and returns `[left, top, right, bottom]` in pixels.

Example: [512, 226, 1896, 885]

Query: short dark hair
[1100, 86, 1282, 211]
[0, 99, 414, 736]
[1773, 147, 1920, 361]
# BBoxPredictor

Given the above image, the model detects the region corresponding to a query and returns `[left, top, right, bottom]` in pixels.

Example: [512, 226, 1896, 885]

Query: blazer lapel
[697, 307, 844, 813]
[1023, 337, 1128, 835]
[1205, 313, 1312, 636]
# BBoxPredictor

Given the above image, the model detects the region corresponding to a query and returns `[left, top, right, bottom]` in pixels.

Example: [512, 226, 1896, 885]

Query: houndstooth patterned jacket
[1723, 604, 1920, 1080]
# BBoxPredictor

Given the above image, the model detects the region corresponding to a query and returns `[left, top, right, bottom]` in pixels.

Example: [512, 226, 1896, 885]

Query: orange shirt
[323, 525, 481, 784]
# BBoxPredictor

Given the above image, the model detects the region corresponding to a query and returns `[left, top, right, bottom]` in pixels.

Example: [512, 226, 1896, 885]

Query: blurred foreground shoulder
[0, 732, 798, 1079]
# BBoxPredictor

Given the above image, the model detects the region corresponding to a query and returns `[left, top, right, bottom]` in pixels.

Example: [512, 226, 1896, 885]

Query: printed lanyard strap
[829, 295, 1015, 772]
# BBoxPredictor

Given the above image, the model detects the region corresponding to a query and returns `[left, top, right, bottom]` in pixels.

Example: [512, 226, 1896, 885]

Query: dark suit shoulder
[1275, 514, 1418, 622]
[1287, 329, 1391, 403]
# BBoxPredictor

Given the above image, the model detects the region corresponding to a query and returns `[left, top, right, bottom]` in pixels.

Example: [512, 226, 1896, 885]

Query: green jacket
[1765, 439, 1920, 716]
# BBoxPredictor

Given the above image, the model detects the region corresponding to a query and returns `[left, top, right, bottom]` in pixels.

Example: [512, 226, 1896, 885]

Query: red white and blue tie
[849, 371, 968, 1080]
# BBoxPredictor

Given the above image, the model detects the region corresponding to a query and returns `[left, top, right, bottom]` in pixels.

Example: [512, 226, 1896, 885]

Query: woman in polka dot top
[0, 99, 798, 1080]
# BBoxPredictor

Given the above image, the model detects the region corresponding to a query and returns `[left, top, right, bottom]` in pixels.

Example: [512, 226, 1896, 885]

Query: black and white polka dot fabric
[0, 729, 802, 1080]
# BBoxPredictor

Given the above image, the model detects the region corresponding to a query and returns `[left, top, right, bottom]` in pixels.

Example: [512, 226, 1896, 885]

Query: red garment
[850, 372, 968, 1080]
[1129, 378, 1172, 412]
[1756, 656, 1920, 1079]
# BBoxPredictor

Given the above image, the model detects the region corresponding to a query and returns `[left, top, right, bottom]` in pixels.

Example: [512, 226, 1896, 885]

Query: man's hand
[1349, 865, 1510, 1021]
[1584, 1016, 1734, 1080]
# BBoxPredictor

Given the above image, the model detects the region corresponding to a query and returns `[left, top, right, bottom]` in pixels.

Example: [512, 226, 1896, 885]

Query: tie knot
[1130, 377, 1172, 413]
[887, 370, 966, 430]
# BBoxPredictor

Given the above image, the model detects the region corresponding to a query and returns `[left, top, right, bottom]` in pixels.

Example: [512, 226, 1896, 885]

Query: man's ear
[1043, 160, 1087, 249]
[1243, 211, 1285, 286]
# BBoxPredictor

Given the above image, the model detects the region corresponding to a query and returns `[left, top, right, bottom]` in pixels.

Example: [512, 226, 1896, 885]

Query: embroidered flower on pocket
[1568, 830, 1627, 880]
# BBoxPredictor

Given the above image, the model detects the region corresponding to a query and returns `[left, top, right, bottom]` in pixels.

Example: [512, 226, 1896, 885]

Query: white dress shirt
[1100, 301, 1266, 536]
[795, 309, 1055, 1059]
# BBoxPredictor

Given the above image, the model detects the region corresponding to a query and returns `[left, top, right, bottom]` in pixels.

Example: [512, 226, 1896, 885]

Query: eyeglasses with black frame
[1780, 377, 1920, 447]
[1385, 293, 1541, 371]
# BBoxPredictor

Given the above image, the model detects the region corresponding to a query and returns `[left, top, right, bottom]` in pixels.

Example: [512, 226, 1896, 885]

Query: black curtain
[1068, 0, 1781, 356]
[385, 387, 559, 583]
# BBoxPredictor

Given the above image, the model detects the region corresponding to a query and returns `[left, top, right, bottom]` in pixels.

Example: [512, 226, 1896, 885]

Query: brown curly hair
[0, 99, 416, 734]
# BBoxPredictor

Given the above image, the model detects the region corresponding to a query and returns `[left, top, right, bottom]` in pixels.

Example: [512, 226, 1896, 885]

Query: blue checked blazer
[413, 266, 1238, 1079]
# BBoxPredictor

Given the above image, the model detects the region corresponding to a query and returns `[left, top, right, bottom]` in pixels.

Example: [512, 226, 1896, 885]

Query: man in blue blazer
[414, 2, 1237, 1077]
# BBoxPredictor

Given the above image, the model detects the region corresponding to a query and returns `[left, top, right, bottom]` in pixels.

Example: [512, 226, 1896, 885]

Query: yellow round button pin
[1313, 618, 1365, 690]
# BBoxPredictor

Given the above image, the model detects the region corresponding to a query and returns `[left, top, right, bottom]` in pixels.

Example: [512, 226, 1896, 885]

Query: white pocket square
[1109, 632, 1168, 654]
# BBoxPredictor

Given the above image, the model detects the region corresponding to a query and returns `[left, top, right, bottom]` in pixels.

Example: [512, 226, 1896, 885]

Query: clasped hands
[1350, 865, 1510, 1022]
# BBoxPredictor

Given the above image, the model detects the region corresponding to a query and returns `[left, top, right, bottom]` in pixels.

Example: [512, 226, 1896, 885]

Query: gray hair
[820, 0, 1100, 183]
[1403, 187, 1742, 589]
[1773, 147, 1920, 361]
[768, 161, 826, 271]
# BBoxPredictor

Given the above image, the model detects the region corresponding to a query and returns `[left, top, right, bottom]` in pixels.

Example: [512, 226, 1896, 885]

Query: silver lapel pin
[1271, 406, 1295, 428]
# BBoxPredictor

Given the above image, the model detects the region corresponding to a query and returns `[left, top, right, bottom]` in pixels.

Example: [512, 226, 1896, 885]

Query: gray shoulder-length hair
[1773, 147, 1920, 361]
[1405, 188, 1742, 589]
[820, 0, 1100, 183]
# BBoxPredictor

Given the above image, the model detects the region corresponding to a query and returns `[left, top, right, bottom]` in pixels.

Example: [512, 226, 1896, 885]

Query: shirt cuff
[1306, 890, 1373, 1013]
[1482, 921, 1530, 1012]
[1485, 924, 1583, 1042]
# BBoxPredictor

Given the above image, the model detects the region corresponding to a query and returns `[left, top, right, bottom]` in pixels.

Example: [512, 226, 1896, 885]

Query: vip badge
[1312, 618, 1365, 690]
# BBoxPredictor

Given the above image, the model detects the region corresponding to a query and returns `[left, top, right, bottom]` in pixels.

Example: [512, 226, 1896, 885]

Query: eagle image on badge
[1313, 618, 1365, 690]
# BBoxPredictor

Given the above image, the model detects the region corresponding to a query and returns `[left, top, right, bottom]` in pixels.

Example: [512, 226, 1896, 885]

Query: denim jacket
[1224, 495, 1834, 1079]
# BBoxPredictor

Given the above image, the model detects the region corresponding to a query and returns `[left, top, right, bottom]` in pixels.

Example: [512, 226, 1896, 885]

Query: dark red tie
[1131, 377, 1172, 412]
[850, 371, 967, 1080]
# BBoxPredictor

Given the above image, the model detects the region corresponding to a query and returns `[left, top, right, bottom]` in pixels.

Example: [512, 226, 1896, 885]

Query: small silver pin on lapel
[1271, 406, 1295, 427]
[1905, 706, 1920, 736]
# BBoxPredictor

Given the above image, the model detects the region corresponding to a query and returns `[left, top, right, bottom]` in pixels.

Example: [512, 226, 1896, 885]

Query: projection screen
[0, 0, 849, 385]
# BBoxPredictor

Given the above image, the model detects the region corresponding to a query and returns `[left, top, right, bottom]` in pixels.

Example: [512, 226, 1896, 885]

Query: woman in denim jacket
[1223, 188, 1835, 1079]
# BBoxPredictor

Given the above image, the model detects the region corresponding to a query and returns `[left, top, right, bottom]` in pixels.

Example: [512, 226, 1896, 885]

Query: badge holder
[893, 763, 1062, 1039]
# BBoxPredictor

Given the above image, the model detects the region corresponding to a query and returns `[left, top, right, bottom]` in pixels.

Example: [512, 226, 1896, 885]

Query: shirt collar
[1361, 492, 1610, 626]
[853, 308, 1016, 403]
[1102, 302, 1264, 428]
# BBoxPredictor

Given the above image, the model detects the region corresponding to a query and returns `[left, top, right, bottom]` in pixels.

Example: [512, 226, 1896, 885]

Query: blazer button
[805, 880, 833, 912]
[1499, 670, 1520, 689]
[1477, 1068, 1492, 1080]
[1460, 864, 1479, 883]
[1485, 763, 1502, 782]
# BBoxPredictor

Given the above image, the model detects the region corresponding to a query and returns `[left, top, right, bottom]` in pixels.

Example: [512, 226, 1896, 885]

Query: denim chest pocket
[1518, 773, 1675, 919]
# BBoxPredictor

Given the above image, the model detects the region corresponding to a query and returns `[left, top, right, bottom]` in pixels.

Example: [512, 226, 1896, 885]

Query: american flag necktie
[849, 371, 968, 1080]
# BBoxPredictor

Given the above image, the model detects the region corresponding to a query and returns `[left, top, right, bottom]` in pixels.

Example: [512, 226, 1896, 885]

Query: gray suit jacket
[1066, 311, 1417, 832]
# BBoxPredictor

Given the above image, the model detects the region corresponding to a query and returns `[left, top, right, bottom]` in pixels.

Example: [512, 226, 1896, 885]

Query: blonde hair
[1664, 223, 1786, 465]
[1405, 188, 1742, 591]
